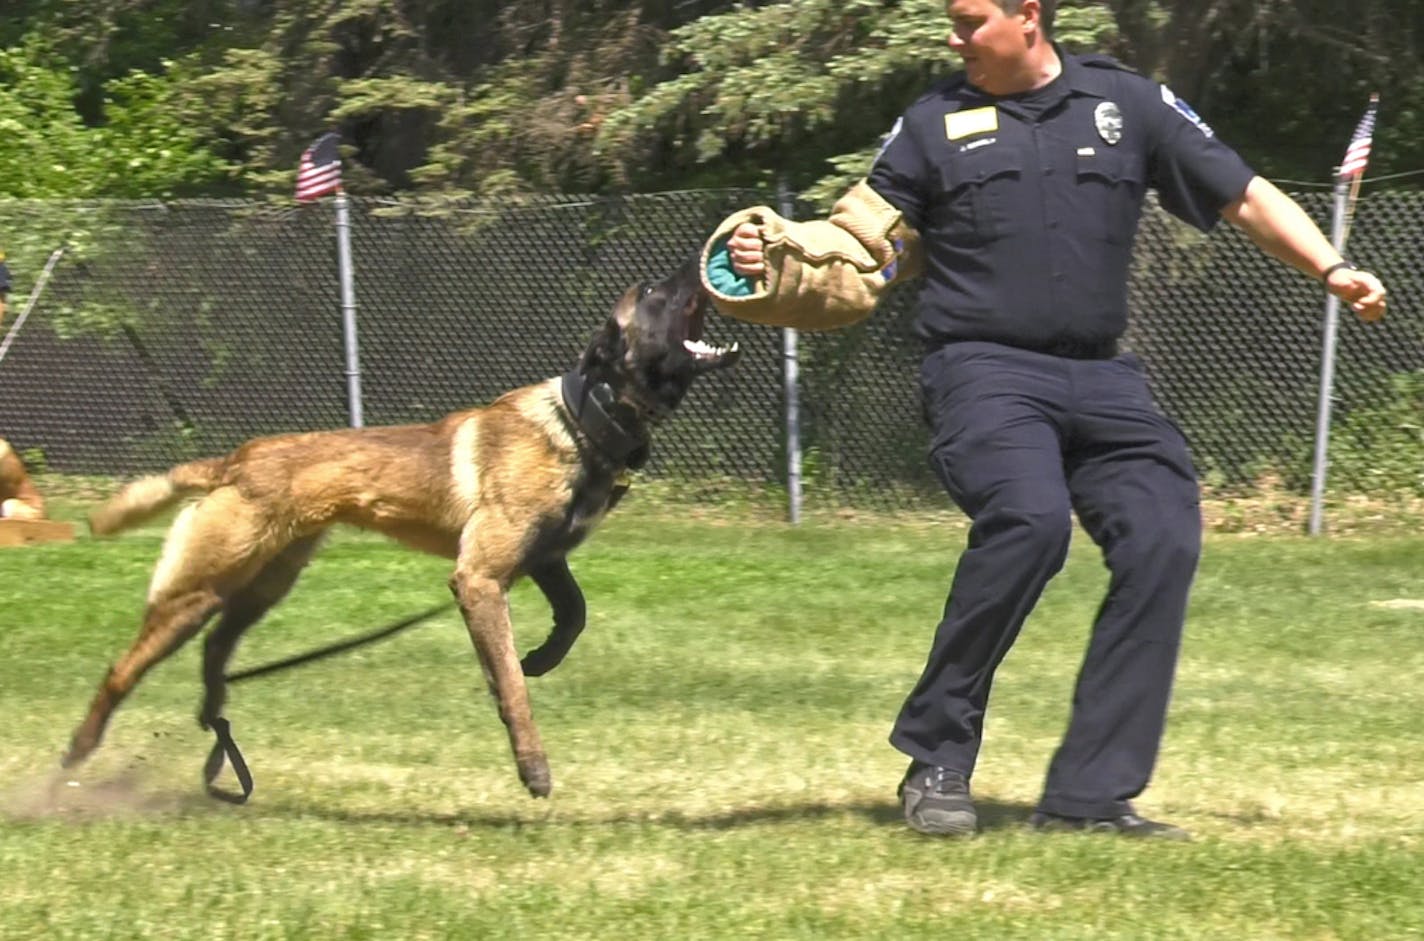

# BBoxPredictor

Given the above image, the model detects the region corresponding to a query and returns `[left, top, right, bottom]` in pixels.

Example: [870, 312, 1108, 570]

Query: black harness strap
[560, 370, 649, 469]
[203, 601, 454, 804]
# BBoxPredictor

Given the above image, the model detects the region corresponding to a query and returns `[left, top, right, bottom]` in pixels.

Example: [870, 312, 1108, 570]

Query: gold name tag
[945, 107, 998, 140]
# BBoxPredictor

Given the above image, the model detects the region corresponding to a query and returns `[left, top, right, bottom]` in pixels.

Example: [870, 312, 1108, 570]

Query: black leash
[202, 601, 455, 804]
[224, 602, 455, 683]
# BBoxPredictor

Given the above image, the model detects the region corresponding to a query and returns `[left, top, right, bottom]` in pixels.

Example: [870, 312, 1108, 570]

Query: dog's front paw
[517, 753, 551, 798]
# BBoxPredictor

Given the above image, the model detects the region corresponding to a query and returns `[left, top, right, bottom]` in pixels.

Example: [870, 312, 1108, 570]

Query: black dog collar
[560, 370, 649, 469]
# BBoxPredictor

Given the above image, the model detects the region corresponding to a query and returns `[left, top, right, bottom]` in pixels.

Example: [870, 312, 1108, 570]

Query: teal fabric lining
[705, 237, 757, 297]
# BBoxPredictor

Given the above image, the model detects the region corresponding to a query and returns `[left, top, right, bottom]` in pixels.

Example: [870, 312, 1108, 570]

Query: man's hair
[996, 0, 1056, 37]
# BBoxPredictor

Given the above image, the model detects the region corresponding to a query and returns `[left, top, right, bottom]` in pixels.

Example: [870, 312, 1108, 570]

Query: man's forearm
[1220, 176, 1345, 280]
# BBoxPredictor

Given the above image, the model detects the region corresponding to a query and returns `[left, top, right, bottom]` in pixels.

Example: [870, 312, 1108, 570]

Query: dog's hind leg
[63, 489, 281, 769]
[449, 565, 550, 798]
[519, 558, 587, 677]
[63, 587, 224, 768]
[199, 533, 325, 730]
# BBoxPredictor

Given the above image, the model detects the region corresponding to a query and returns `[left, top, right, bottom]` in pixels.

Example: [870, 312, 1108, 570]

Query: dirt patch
[1197, 474, 1424, 535]
[0, 767, 202, 821]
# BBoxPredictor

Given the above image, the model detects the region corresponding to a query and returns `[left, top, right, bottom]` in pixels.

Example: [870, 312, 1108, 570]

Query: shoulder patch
[1160, 85, 1214, 138]
[872, 117, 904, 167]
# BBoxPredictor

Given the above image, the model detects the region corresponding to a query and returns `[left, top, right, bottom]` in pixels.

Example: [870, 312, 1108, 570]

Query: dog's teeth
[683, 338, 737, 359]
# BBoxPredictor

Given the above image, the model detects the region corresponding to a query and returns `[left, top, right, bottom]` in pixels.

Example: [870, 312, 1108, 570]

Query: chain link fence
[0, 188, 1420, 511]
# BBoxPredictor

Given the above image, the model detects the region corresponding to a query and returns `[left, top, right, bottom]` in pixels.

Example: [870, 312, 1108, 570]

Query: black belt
[925, 337, 1119, 361]
[1035, 337, 1119, 360]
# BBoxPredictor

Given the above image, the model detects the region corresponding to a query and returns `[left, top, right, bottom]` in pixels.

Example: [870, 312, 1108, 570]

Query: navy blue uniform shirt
[868, 49, 1256, 355]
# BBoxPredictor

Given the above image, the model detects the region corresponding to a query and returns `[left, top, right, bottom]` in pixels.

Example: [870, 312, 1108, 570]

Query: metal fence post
[1307, 179, 1350, 536]
[777, 178, 802, 524]
[334, 192, 364, 428]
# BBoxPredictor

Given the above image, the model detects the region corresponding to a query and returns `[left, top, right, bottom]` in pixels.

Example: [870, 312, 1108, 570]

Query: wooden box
[0, 518, 77, 546]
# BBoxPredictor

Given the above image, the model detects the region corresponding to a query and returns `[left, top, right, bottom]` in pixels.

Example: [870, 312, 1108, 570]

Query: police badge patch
[1094, 101, 1123, 145]
[1161, 86, 1214, 138]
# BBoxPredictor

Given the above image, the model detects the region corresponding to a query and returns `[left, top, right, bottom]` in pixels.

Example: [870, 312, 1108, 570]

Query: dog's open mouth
[680, 293, 739, 364]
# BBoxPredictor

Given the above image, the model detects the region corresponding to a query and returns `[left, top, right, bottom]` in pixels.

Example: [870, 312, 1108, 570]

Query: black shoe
[898, 762, 977, 836]
[1028, 810, 1191, 841]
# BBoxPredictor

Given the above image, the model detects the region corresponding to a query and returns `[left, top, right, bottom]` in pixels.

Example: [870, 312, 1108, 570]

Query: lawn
[1, 495, 1421, 940]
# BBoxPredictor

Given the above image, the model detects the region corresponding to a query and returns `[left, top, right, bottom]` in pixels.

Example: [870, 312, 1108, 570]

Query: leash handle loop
[203, 716, 254, 804]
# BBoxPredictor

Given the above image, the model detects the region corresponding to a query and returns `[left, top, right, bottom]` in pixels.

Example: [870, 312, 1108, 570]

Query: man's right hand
[727, 221, 766, 277]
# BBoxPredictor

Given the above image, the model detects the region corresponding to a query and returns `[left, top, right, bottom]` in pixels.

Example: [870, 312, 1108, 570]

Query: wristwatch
[1321, 260, 1357, 281]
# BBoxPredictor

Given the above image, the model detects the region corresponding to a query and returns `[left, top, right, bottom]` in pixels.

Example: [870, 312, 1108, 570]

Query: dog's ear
[579, 316, 625, 375]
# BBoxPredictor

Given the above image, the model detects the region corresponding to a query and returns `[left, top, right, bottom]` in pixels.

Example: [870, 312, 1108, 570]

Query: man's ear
[1021, 0, 1041, 35]
[579, 316, 625, 374]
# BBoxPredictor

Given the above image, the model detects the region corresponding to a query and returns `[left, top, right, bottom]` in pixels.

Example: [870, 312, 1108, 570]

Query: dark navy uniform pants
[891, 341, 1201, 819]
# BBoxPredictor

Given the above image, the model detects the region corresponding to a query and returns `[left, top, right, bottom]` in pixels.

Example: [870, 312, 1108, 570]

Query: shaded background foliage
[1, 1, 1420, 203]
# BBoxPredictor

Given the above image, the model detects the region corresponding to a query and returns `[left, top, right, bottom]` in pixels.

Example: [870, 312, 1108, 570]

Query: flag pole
[0, 246, 66, 370]
[1341, 172, 1364, 246]
[333, 188, 364, 428]
[1307, 177, 1351, 536]
[1307, 92, 1377, 535]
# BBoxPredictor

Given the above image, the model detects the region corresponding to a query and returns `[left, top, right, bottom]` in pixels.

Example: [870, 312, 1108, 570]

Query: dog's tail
[89, 457, 228, 536]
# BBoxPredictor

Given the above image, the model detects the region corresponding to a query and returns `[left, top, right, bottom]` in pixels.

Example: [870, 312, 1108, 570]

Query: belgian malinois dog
[62, 260, 739, 799]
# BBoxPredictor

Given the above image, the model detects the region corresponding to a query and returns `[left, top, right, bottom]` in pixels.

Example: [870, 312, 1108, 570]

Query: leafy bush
[0, 36, 230, 199]
[1327, 370, 1424, 496]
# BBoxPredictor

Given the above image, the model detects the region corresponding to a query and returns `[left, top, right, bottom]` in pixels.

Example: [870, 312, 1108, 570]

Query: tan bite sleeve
[700, 181, 923, 331]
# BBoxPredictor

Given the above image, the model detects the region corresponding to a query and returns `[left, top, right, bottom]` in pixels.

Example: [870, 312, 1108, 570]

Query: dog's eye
[639, 282, 653, 298]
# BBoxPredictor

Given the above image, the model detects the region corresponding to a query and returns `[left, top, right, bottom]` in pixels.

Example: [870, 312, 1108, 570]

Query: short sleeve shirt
[867, 49, 1256, 352]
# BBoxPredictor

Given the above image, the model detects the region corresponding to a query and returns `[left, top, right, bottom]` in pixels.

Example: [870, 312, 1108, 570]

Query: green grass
[2, 499, 1422, 940]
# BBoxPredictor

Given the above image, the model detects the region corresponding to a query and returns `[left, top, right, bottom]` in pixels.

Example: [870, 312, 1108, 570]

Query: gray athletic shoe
[898, 762, 977, 836]
[1029, 810, 1192, 841]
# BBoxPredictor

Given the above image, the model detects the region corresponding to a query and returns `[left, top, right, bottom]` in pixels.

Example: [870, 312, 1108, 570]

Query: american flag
[295, 132, 343, 202]
[1337, 94, 1378, 181]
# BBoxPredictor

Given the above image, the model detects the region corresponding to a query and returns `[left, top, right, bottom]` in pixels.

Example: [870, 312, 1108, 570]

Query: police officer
[703, 0, 1387, 840]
